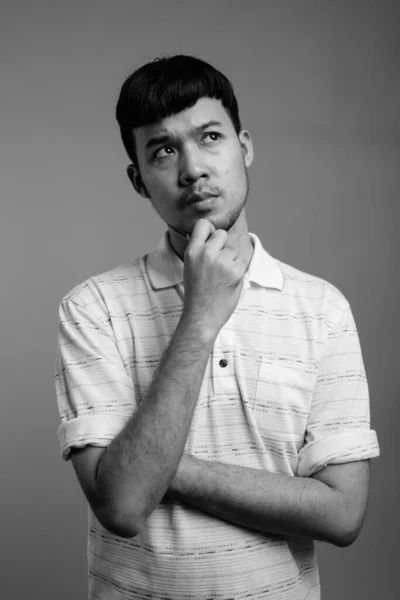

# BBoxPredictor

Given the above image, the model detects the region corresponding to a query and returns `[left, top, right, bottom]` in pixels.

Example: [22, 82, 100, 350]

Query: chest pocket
[254, 358, 316, 446]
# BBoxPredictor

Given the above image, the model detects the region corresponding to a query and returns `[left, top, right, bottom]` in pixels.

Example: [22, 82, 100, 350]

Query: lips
[188, 192, 218, 204]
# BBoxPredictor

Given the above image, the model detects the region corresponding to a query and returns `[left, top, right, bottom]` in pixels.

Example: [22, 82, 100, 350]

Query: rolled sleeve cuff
[57, 414, 131, 461]
[297, 429, 380, 477]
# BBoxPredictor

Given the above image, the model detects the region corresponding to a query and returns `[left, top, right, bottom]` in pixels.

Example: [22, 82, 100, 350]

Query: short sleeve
[297, 300, 380, 477]
[55, 297, 135, 461]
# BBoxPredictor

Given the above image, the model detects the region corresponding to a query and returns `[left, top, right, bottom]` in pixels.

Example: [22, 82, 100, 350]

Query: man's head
[115, 55, 253, 253]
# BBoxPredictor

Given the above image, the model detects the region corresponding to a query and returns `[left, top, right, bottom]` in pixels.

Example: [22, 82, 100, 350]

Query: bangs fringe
[116, 55, 241, 161]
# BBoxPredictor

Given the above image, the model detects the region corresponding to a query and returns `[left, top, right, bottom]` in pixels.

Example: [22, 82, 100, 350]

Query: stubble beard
[161, 166, 250, 241]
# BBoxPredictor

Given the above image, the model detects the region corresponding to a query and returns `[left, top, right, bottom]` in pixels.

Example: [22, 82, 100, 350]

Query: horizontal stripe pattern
[55, 230, 379, 599]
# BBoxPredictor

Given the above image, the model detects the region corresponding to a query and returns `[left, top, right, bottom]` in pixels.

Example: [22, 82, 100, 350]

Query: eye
[154, 146, 175, 160]
[203, 132, 222, 144]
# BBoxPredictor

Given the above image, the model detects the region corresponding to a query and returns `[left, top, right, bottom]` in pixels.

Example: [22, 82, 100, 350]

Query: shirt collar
[145, 230, 284, 291]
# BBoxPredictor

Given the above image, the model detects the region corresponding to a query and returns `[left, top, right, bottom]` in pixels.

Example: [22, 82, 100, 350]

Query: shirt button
[219, 359, 228, 367]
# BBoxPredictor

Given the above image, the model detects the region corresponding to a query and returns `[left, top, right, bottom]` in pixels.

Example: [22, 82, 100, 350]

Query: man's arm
[95, 317, 215, 538]
[167, 454, 370, 547]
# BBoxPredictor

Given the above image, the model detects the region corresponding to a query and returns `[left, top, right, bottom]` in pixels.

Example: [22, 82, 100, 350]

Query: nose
[179, 144, 209, 187]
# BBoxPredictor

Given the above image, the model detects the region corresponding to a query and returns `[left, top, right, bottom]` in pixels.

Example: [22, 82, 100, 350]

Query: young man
[55, 55, 380, 599]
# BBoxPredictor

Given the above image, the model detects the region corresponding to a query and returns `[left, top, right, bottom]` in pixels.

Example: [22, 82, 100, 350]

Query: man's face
[131, 97, 253, 238]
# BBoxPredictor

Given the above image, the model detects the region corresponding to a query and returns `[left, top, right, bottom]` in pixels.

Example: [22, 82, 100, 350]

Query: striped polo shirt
[55, 229, 380, 600]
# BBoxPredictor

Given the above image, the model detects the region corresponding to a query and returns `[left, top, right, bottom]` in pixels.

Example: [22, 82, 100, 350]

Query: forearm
[96, 318, 215, 537]
[169, 455, 353, 547]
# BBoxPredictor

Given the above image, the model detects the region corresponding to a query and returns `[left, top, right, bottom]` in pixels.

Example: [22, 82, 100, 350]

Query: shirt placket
[211, 272, 250, 401]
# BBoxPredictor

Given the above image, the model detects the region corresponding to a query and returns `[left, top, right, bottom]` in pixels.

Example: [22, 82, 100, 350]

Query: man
[55, 55, 380, 599]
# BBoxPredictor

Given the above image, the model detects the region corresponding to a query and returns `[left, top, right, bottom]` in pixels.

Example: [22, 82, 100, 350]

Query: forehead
[134, 97, 234, 149]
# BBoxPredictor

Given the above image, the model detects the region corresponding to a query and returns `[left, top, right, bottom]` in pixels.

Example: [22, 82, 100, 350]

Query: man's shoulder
[275, 257, 350, 315]
[59, 257, 144, 310]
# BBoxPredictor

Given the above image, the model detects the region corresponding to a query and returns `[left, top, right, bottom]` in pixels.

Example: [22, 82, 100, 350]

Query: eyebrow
[144, 120, 224, 151]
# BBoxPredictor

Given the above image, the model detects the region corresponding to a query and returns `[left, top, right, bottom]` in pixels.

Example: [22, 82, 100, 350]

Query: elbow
[323, 488, 368, 548]
[330, 527, 359, 548]
[95, 481, 145, 539]
[94, 457, 146, 538]
[328, 515, 364, 548]
[95, 505, 143, 539]
[110, 523, 142, 540]
[109, 515, 143, 539]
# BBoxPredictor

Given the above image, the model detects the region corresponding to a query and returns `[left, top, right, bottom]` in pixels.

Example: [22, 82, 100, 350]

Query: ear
[126, 164, 150, 199]
[238, 130, 254, 168]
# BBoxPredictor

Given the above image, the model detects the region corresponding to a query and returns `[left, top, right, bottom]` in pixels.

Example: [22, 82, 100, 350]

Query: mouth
[188, 192, 219, 205]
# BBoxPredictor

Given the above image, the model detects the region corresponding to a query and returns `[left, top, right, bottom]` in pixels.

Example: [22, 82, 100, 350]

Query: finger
[189, 219, 216, 248]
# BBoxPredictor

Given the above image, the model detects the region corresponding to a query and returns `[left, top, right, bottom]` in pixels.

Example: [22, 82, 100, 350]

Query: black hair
[115, 54, 242, 165]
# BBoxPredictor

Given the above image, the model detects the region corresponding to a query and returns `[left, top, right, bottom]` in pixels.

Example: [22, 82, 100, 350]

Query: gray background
[1, 1, 398, 598]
